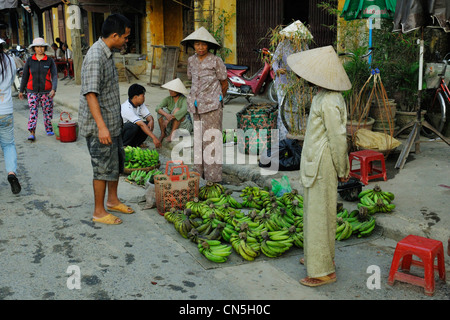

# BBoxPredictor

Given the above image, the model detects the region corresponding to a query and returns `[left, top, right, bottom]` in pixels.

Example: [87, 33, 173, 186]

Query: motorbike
[12, 67, 23, 95]
[224, 48, 277, 104]
[7, 45, 29, 67]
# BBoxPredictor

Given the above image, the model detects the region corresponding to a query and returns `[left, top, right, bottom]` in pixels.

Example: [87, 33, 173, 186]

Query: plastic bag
[271, 175, 292, 197]
[144, 183, 156, 209]
[355, 129, 401, 151]
[259, 139, 302, 171]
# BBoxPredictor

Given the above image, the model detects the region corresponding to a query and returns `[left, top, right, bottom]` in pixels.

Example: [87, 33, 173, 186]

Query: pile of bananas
[198, 181, 225, 200]
[124, 146, 159, 169]
[198, 240, 232, 263]
[164, 184, 382, 264]
[357, 185, 395, 214]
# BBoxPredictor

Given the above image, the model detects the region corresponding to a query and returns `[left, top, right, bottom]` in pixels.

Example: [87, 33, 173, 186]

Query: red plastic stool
[387, 235, 446, 296]
[349, 150, 387, 185]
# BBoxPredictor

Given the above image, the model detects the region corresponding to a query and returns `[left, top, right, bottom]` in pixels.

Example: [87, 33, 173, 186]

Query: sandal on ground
[92, 213, 122, 225]
[27, 134, 35, 141]
[47, 131, 55, 136]
[106, 203, 134, 214]
[300, 273, 337, 287]
[7, 174, 21, 194]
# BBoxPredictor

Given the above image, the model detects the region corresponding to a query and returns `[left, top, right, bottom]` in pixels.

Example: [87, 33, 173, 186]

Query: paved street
[0, 94, 449, 303]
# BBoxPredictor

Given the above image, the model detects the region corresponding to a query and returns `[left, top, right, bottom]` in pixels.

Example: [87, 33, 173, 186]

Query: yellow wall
[215, 0, 236, 63]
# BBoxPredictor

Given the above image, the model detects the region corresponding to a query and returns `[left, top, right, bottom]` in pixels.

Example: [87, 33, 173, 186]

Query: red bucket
[58, 112, 77, 143]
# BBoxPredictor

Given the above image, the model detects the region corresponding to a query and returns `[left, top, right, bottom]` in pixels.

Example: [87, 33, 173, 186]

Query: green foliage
[203, 9, 235, 61]
[371, 20, 421, 111]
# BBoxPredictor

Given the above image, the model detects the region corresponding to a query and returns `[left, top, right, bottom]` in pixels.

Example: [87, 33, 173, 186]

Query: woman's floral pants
[27, 93, 54, 133]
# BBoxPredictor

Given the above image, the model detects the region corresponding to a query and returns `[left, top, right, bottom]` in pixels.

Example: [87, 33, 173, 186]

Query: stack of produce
[164, 183, 385, 264]
[124, 146, 159, 169]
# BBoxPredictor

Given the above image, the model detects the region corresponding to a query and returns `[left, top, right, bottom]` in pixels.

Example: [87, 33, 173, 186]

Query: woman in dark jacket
[19, 37, 58, 141]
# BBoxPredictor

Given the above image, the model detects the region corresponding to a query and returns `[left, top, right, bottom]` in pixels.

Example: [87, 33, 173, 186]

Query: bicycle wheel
[422, 91, 447, 138]
[266, 81, 278, 104]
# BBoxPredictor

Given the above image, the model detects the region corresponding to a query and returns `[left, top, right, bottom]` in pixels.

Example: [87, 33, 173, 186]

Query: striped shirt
[78, 38, 121, 137]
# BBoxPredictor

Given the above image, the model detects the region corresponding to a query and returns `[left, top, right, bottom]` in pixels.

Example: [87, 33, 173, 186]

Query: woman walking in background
[0, 38, 21, 194]
[19, 37, 58, 141]
[181, 27, 228, 183]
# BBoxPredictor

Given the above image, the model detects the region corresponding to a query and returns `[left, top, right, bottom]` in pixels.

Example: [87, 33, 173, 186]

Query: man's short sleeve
[121, 101, 141, 124]
[81, 55, 101, 96]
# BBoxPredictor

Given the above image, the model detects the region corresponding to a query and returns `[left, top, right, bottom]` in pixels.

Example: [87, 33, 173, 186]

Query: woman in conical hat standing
[286, 46, 351, 287]
[181, 27, 228, 183]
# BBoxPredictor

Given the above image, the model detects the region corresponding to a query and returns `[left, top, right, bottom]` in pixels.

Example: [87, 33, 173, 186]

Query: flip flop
[7, 174, 21, 194]
[27, 135, 35, 141]
[106, 203, 134, 214]
[299, 274, 337, 287]
[47, 132, 55, 136]
[92, 213, 122, 225]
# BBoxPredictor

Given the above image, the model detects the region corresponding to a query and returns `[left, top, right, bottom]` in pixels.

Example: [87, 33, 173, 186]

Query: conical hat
[287, 46, 351, 92]
[161, 78, 189, 96]
[280, 20, 313, 39]
[181, 26, 221, 50]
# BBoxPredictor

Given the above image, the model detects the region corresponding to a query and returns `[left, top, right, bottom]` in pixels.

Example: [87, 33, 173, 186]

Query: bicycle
[421, 52, 449, 138]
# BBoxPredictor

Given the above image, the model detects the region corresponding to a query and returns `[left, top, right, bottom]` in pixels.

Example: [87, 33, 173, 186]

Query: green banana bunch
[174, 213, 193, 239]
[262, 196, 285, 210]
[241, 194, 264, 210]
[358, 184, 395, 214]
[198, 181, 225, 200]
[355, 216, 376, 237]
[220, 223, 239, 243]
[164, 207, 182, 224]
[335, 217, 353, 241]
[198, 240, 232, 263]
[184, 197, 207, 217]
[126, 169, 157, 185]
[207, 190, 243, 209]
[124, 146, 159, 169]
[286, 199, 303, 217]
[288, 225, 304, 248]
[260, 230, 294, 258]
[234, 232, 260, 261]
[280, 189, 303, 206]
[240, 186, 263, 198]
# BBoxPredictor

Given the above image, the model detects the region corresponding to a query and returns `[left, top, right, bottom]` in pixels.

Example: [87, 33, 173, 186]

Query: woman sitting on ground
[156, 78, 193, 143]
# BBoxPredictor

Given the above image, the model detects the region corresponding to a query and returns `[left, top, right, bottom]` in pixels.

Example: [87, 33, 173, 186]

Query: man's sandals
[92, 203, 134, 225]
[106, 203, 134, 214]
[92, 213, 123, 225]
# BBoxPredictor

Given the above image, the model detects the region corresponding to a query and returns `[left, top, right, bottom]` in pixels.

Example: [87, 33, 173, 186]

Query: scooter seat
[225, 64, 248, 71]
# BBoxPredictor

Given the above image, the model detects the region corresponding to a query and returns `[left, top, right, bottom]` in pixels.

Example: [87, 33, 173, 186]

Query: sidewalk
[52, 75, 450, 260]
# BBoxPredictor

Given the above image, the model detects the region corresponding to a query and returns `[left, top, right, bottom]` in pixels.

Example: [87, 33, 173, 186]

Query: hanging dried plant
[266, 23, 314, 136]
